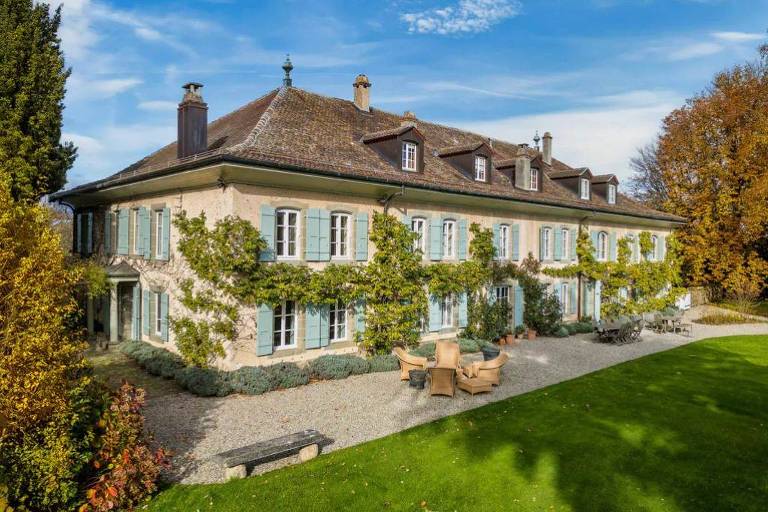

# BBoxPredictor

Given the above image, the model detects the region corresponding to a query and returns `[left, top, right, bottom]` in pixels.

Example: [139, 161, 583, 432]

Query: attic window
[529, 168, 539, 191]
[580, 178, 590, 199]
[402, 142, 417, 172]
[474, 156, 487, 182]
[608, 183, 616, 204]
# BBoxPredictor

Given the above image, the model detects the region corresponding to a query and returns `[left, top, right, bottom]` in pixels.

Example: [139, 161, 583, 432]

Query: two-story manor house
[52, 64, 684, 368]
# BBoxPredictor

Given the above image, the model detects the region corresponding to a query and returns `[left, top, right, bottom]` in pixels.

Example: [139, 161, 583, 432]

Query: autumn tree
[655, 45, 768, 298]
[0, 0, 76, 201]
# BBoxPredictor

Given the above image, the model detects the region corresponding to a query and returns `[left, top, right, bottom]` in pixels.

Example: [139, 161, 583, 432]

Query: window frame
[132, 208, 141, 254]
[529, 167, 539, 191]
[330, 212, 351, 259]
[273, 300, 296, 349]
[154, 210, 163, 259]
[495, 285, 510, 304]
[650, 235, 659, 261]
[542, 227, 552, 260]
[402, 142, 417, 171]
[580, 178, 590, 200]
[474, 155, 487, 182]
[597, 231, 608, 261]
[411, 217, 426, 254]
[275, 208, 300, 260]
[154, 291, 162, 336]
[560, 283, 569, 313]
[607, 183, 616, 204]
[499, 224, 509, 260]
[329, 299, 347, 342]
[442, 219, 456, 258]
[561, 227, 569, 259]
[440, 294, 455, 328]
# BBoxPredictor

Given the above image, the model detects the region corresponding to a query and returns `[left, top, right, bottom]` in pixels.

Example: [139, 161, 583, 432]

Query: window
[402, 142, 417, 171]
[580, 178, 590, 199]
[330, 212, 350, 258]
[442, 219, 455, 258]
[329, 299, 347, 342]
[597, 231, 608, 261]
[440, 294, 455, 328]
[411, 217, 426, 253]
[155, 210, 163, 258]
[276, 209, 299, 258]
[499, 224, 509, 259]
[561, 228, 570, 259]
[154, 292, 162, 335]
[273, 300, 296, 348]
[495, 285, 509, 304]
[559, 283, 569, 313]
[607, 183, 616, 204]
[627, 234, 638, 262]
[542, 227, 552, 260]
[529, 168, 539, 191]
[132, 208, 140, 254]
[650, 235, 659, 261]
[474, 156, 487, 182]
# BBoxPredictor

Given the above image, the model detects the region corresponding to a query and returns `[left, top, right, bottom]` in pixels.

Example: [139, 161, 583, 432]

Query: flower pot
[527, 329, 537, 340]
[498, 336, 506, 346]
[482, 345, 501, 361]
[504, 334, 516, 345]
[408, 369, 427, 389]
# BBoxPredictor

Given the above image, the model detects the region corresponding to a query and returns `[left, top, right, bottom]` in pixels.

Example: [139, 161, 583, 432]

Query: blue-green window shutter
[104, 211, 112, 255]
[633, 238, 640, 261]
[428, 294, 441, 332]
[458, 292, 468, 328]
[569, 282, 577, 315]
[75, 213, 82, 254]
[513, 284, 525, 327]
[103, 293, 110, 337]
[256, 304, 274, 355]
[117, 209, 129, 255]
[402, 214, 411, 228]
[538, 227, 545, 261]
[609, 232, 617, 261]
[659, 235, 666, 261]
[590, 231, 599, 258]
[512, 224, 520, 261]
[132, 284, 141, 340]
[554, 228, 563, 261]
[305, 303, 322, 349]
[318, 210, 330, 261]
[594, 281, 602, 322]
[429, 217, 442, 261]
[319, 305, 330, 347]
[138, 208, 150, 258]
[584, 283, 593, 319]
[492, 223, 500, 259]
[355, 212, 368, 261]
[160, 208, 171, 261]
[355, 299, 366, 334]
[160, 292, 169, 342]
[142, 290, 150, 336]
[305, 208, 320, 261]
[457, 219, 468, 261]
[488, 286, 497, 305]
[259, 205, 276, 261]
[86, 212, 93, 254]
[134, 209, 144, 256]
[570, 228, 577, 261]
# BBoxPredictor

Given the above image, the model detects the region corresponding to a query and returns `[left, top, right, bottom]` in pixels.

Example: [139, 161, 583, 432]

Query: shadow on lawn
[421, 339, 768, 511]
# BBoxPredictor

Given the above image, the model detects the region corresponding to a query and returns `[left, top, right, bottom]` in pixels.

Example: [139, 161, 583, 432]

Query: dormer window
[607, 183, 616, 204]
[402, 142, 417, 171]
[580, 178, 590, 199]
[529, 168, 539, 191]
[474, 156, 487, 182]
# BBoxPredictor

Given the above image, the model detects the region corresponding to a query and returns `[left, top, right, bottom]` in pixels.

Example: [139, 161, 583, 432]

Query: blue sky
[53, 0, 767, 188]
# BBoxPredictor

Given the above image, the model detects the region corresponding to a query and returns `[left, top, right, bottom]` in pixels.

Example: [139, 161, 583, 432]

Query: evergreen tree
[0, 0, 76, 202]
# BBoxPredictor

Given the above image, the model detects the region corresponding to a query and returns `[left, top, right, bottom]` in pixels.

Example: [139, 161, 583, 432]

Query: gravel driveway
[143, 308, 768, 484]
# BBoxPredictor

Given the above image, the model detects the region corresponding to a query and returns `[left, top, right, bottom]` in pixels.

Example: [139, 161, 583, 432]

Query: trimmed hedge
[307, 354, 370, 380]
[120, 340, 185, 379]
[368, 354, 399, 373]
[410, 338, 492, 360]
[565, 321, 594, 335]
[174, 367, 233, 397]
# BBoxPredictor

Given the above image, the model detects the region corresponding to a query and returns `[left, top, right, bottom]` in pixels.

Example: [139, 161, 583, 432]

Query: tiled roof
[55, 86, 683, 223]
[592, 174, 619, 184]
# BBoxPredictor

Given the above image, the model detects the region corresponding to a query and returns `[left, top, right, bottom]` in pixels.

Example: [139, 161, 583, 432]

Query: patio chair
[393, 347, 428, 381]
[435, 341, 460, 369]
[429, 366, 458, 397]
[464, 352, 509, 386]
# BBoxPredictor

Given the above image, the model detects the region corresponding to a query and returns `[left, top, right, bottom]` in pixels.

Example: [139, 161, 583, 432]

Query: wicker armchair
[435, 341, 460, 369]
[393, 347, 428, 381]
[464, 352, 509, 386]
[428, 366, 458, 397]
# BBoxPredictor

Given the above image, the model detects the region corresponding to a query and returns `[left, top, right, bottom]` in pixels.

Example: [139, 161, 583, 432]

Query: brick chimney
[353, 74, 371, 112]
[542, 131, 552, 165]
[177, 82, 208, 159]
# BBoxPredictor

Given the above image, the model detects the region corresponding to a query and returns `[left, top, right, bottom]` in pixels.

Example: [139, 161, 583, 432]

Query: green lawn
[148, 336, 768, 511]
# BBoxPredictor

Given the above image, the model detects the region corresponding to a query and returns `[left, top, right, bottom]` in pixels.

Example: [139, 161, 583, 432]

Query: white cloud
[138, 100, 178, 112]
[667, 41, 723, 61]
[67, 75, 143, 101]
[712, 31, 765, 42]
[453, 91, 682, 181]
[401, 0, 521, 35]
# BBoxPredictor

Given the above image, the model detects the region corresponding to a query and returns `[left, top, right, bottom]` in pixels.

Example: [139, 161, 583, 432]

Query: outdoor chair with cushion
[428, 366, 458, 397]
[464, 352, 509, 386]
[435, 341, 461, 369]
[456, 371, 493, 395]
[393, 347, 428, 381]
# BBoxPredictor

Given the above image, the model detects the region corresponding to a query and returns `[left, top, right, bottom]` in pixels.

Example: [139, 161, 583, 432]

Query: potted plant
[503, 329, 515, 345]
[514, 325, 526, 339]
[408, 369, 427, 389]
[527, 327, 537, 340]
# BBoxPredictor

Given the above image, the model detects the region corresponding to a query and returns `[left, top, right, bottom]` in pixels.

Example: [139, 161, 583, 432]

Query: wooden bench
[212, 429, 330, 479]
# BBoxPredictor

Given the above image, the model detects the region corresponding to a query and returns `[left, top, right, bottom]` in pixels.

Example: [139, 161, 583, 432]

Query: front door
[118, 283, 133, 341]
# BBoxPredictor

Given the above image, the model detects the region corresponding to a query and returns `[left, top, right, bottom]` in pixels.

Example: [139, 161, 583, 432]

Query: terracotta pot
[504, 334, 516, 344]
[498, 336, 506, 346]
[527, 329, 537, 340]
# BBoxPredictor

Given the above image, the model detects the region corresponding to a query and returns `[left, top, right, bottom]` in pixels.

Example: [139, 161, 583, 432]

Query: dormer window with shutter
[437, 141, 493, 184]
[362, 125, 425, 173]
[474, 156, 487, 182]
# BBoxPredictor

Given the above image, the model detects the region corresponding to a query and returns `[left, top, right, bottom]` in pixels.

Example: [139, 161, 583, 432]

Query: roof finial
[533, 130, 541, 150]
[282, 54, 293, 87]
